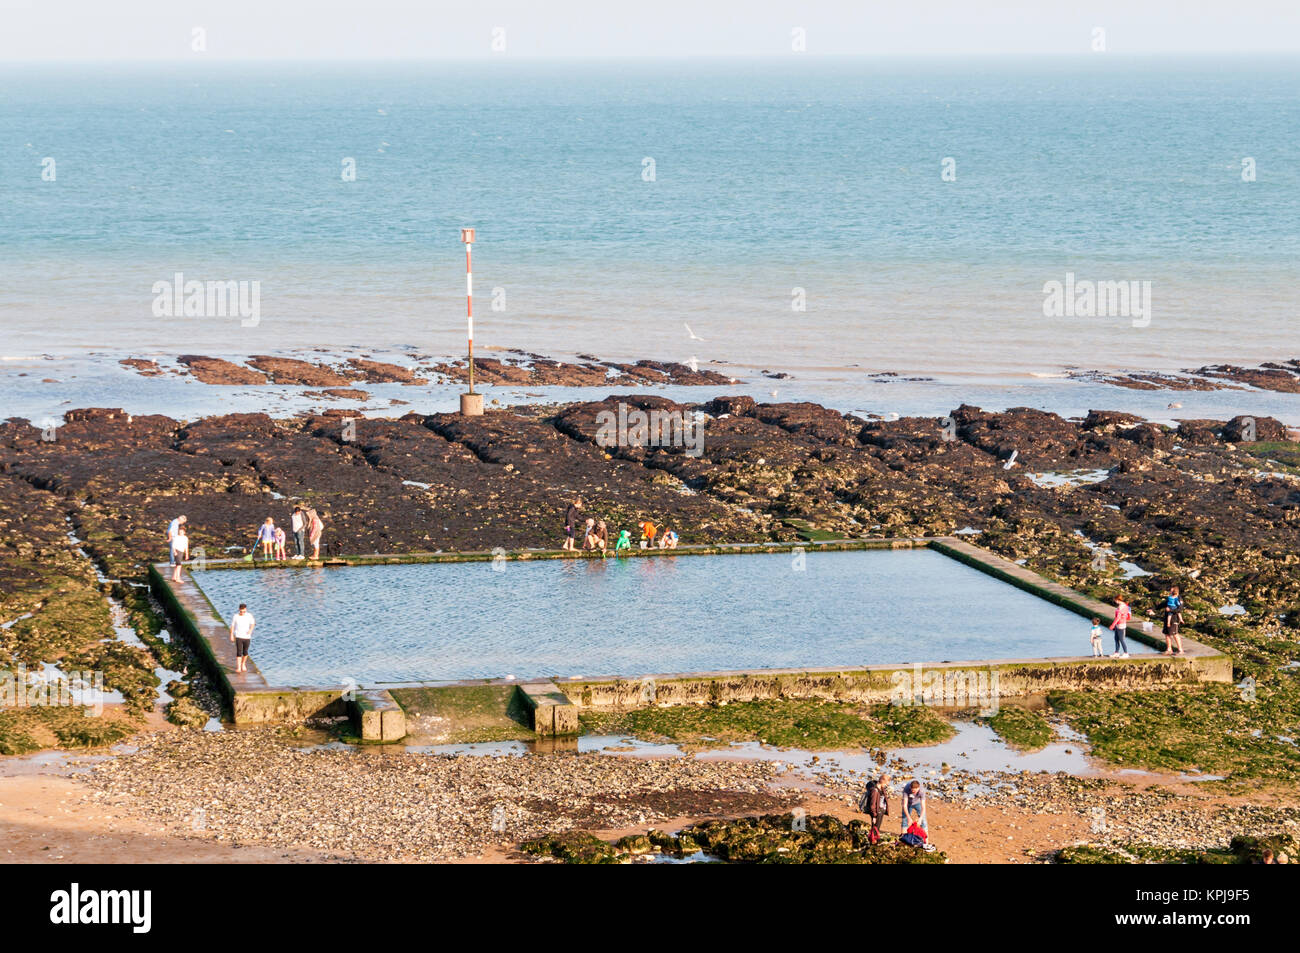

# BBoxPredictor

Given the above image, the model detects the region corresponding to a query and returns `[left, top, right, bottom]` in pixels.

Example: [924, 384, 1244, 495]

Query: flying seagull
[684, 323, 705, 341]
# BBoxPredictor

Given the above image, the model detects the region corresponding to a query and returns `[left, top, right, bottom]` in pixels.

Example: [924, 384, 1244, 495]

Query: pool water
[190, 548, 1149, 687]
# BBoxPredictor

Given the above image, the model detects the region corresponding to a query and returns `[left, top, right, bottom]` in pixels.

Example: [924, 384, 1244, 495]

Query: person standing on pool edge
[169, 522, 189, 583]
[256, 516, 276, 559]
[1163, 586, 1185, 655]
[562, 497, 582, 551]
[1109, 596, 1132, 658]
[167, 514, 187, 543]
[229, 603, 255, 674]
[166, 514, 187, 563]
[306, 506, 325, 560]
[291, 505, 306, 559]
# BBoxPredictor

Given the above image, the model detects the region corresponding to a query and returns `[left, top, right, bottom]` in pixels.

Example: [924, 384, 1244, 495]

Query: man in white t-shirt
[229, 603, 255, 674]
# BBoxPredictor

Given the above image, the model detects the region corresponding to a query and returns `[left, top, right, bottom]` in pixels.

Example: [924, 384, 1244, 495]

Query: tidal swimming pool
[190, 548, 1150, 687]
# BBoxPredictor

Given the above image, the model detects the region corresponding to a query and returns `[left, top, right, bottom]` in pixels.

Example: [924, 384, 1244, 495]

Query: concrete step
[349, 689, 407, 743]
[516, 683, 580, 736]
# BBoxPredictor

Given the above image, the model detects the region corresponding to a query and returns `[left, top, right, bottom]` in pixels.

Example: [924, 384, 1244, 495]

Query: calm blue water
[3, 58, 1298, 420]
[190, 548, 1149, 686]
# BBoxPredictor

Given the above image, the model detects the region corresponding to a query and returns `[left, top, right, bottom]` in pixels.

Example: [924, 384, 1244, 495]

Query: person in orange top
[638, 519, 657, 549]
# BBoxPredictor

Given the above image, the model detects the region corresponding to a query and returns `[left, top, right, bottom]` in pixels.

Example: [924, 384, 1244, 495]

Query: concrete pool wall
[150, 537, 1232, 741]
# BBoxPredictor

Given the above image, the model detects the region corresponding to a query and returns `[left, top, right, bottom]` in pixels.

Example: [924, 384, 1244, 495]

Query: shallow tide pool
[191, 548, 1150, 687]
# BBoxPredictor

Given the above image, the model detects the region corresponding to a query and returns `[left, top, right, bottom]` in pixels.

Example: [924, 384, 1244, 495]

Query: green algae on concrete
[390, 684, 535, 744]
[579, 698, 955, 750]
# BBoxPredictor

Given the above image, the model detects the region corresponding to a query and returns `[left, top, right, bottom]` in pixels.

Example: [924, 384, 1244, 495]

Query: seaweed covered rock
[1229, 833, 1297, 864]
[165, 696, 210, 730]
[519, 830, 622, 864]
[1222, 415, 1287, 444]
[707, 395, 757, 418]
[521, 814, 947, 864]
[1056, 832, 1298, 864]
[684, 813, 945, 864]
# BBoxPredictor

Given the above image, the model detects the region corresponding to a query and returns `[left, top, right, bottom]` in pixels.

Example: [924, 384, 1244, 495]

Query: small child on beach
[1090, 617, 1105, 657]
[614, 529, 632, 553]
[273, 525, 287, 561]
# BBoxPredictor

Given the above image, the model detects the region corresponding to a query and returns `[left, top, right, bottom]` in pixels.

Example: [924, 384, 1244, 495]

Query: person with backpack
[1162, 586, 1185, 655]
[859, 771, 891, 844]
[1109, 597, 1132, 658]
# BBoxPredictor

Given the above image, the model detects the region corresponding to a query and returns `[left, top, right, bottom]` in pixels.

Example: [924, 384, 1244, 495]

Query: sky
[1, 0, 1299, 60]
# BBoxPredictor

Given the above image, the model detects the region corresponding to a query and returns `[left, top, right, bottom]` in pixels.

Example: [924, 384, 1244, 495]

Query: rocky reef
[131, 351, 737, 389]
[2, 392, 1299, 785]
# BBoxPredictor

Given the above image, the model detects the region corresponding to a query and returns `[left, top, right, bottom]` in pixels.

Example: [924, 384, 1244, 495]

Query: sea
[2, 56, 1298, 424]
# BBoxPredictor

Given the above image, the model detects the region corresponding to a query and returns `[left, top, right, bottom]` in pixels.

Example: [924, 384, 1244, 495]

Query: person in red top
[638, 519, 657, 549]
[1109, 598, 1132, 658]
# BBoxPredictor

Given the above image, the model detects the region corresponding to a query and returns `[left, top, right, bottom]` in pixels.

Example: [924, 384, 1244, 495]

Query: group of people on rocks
[1090, 586, 1186, 659]
[164, 505, 326, 582]
[860, 773, 935, 852]
[561, 497, 679, 556]
[255, 505, 325, 561]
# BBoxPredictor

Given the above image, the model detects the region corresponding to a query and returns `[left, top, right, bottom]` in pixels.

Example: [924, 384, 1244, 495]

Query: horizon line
[5, 50, 1300, 65]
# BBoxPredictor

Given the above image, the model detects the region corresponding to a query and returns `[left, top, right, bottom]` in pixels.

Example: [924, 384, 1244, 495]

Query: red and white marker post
[458, 227, 484, 415]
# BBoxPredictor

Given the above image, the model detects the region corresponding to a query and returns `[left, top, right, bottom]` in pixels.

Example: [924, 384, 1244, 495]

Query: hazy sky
[2, 0, 1298, 59]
